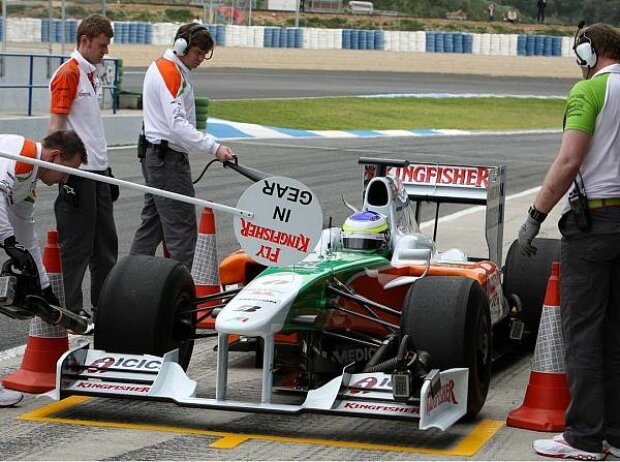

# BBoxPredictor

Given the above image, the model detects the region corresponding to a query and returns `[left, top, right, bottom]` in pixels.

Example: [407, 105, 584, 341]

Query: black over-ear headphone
[573, 22, 597, 68]
[173, 24, 210, 57]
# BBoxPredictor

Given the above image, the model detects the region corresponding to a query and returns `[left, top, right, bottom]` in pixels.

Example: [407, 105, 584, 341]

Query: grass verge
[209, 97, 566, 131]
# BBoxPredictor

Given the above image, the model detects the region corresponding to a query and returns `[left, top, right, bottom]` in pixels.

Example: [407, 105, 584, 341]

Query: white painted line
[0, 344, 26, 362]
[309, 130, 359, 138]
[420, 186, 542, 229]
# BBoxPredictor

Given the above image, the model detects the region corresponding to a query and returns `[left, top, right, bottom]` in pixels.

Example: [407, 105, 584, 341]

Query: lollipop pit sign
[234, 176, 323, 267]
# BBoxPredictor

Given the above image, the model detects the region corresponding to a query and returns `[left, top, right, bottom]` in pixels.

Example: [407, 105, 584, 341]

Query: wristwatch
[528, 205, 548, 223]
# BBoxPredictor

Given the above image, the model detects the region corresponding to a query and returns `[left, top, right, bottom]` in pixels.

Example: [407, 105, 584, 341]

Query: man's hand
[107, 168, 120, 202]
[41, 285, 61, 307]
[518, 215, 543, 257]
[215, 145, 235, 162]
[2, 236, 39, 275]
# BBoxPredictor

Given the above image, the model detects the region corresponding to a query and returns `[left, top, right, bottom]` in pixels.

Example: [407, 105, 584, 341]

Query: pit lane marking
[20, 396, 503, 456]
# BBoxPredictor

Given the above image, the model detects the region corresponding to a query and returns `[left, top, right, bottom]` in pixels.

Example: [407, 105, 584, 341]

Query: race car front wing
[50, 344, 468, 431]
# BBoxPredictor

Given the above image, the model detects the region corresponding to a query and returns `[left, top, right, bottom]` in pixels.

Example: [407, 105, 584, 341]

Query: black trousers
[559, 209, 620, 452]
[130, 146, 197, 270]
[54, 171, 118, 313]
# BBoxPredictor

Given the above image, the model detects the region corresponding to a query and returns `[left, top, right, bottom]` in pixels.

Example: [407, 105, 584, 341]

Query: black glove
[2, 236, 38, 275]
[41, 285, 61, 307]
[59, 183, 79, 207]
[107, 168, 120, 202]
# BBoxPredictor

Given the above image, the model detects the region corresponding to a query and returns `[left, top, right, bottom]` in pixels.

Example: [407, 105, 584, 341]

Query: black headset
[173, 24, 211, 57]
[573, 22, 597, 68]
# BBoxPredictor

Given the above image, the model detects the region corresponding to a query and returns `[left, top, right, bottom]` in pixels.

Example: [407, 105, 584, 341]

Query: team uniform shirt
[562, 63, 620, 213]
[142, 49, 220, 156]
[0, 135, 49, 288]
[49, 49, 108, 171]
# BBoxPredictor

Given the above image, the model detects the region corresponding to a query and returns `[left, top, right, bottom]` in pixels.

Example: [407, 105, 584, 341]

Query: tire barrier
[8, 16, 578, 58]
[195, 96, 209, 131]
[112, 21, 153, 44]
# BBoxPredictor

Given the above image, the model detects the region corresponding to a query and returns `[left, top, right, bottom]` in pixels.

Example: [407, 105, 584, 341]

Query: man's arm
[533, 129, 591, 214]
[47, 113, 68, 134]
[7, 201, 49, 289]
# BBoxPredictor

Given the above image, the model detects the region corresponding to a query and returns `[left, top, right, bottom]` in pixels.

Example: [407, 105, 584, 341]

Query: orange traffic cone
[191, 208, 220, 329]
[3, 230, 69, 393]
[507, 261, 570, 432]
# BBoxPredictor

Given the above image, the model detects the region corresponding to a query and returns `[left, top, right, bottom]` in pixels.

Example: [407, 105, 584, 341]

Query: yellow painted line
[209, 434, 252, 449]
[20, 397, 504, 456]
[443, 419, 505, 457]
[18, 395, 92, 420]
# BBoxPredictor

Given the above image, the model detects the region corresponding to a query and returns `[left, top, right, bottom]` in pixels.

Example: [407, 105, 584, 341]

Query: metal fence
[0, 52, 120, 116]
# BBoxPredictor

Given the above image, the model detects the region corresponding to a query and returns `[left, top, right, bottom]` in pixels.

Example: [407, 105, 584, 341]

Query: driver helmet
[342, 210, 389, 252]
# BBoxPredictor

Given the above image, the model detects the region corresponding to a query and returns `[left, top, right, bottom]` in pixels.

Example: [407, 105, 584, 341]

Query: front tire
[401, 276, 492, 418]
[94, 256, 196, 370]
[503, 237, 560, 348]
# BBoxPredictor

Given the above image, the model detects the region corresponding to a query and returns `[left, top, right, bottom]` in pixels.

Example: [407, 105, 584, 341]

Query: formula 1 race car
[52, 157, 559, 431]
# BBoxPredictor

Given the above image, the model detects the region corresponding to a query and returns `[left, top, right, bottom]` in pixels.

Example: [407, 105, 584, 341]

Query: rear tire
[94, 256, 196, 370]
[401, 276, 492, 418]
[503, 237, 560, 348]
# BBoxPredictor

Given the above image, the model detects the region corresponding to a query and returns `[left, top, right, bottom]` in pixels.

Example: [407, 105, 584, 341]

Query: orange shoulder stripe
[155, 58, 182, 98]
[15, 139, 37, 175]
[50, 59, 80, 115]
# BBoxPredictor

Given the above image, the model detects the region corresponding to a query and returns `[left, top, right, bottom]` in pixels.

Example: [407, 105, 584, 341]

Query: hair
[76, 14, 114, 46]
[42, 130, 88, 165]
[175, 23, 214, 52]
[577, 23, 620, 61]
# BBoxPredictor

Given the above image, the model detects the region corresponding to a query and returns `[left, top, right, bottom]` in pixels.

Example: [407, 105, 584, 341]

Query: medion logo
[332, 347, 375, 364]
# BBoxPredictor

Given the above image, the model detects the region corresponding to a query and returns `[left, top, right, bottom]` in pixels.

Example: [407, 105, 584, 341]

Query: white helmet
[342, 211, 389, 252]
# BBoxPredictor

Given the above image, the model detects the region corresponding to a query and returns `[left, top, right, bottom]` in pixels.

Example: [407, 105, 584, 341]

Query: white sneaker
[0, 385, 23, 407]
[604, 441, 620, 457]
[534, 434, 606, 460]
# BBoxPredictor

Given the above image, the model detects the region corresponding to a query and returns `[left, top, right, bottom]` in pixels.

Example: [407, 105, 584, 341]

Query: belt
[145, 141, 165, 149]
[145, 141, 186, 156]
[587, 198, 620, 209]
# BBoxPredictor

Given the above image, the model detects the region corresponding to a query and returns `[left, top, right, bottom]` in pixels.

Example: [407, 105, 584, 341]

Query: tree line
[373, 0, 620, 26]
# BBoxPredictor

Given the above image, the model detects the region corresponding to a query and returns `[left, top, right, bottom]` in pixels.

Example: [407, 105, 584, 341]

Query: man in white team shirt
[48, 14, 118, 321]
[130, 23, 234, 270]
[0, 130, 87, 407]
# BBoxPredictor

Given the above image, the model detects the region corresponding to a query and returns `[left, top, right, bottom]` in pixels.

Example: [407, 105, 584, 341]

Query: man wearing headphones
[518, 24, 620, 460]
[130, 24, 235, 270]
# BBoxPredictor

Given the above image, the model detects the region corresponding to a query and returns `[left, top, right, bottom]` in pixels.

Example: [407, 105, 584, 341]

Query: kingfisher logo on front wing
[86, 356, 162, 374]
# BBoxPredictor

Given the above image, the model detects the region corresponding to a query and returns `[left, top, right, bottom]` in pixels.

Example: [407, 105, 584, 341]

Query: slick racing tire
[503, 237, 560, 349]
[401, 276, 492, 419]
[94, 256, 196, 370]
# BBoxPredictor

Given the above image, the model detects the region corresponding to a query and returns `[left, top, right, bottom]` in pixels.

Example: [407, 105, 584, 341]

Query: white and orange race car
[51, 157, 559, 431]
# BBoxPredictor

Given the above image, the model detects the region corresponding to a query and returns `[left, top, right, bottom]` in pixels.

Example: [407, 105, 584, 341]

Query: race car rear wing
[359, 157, 506, 265]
